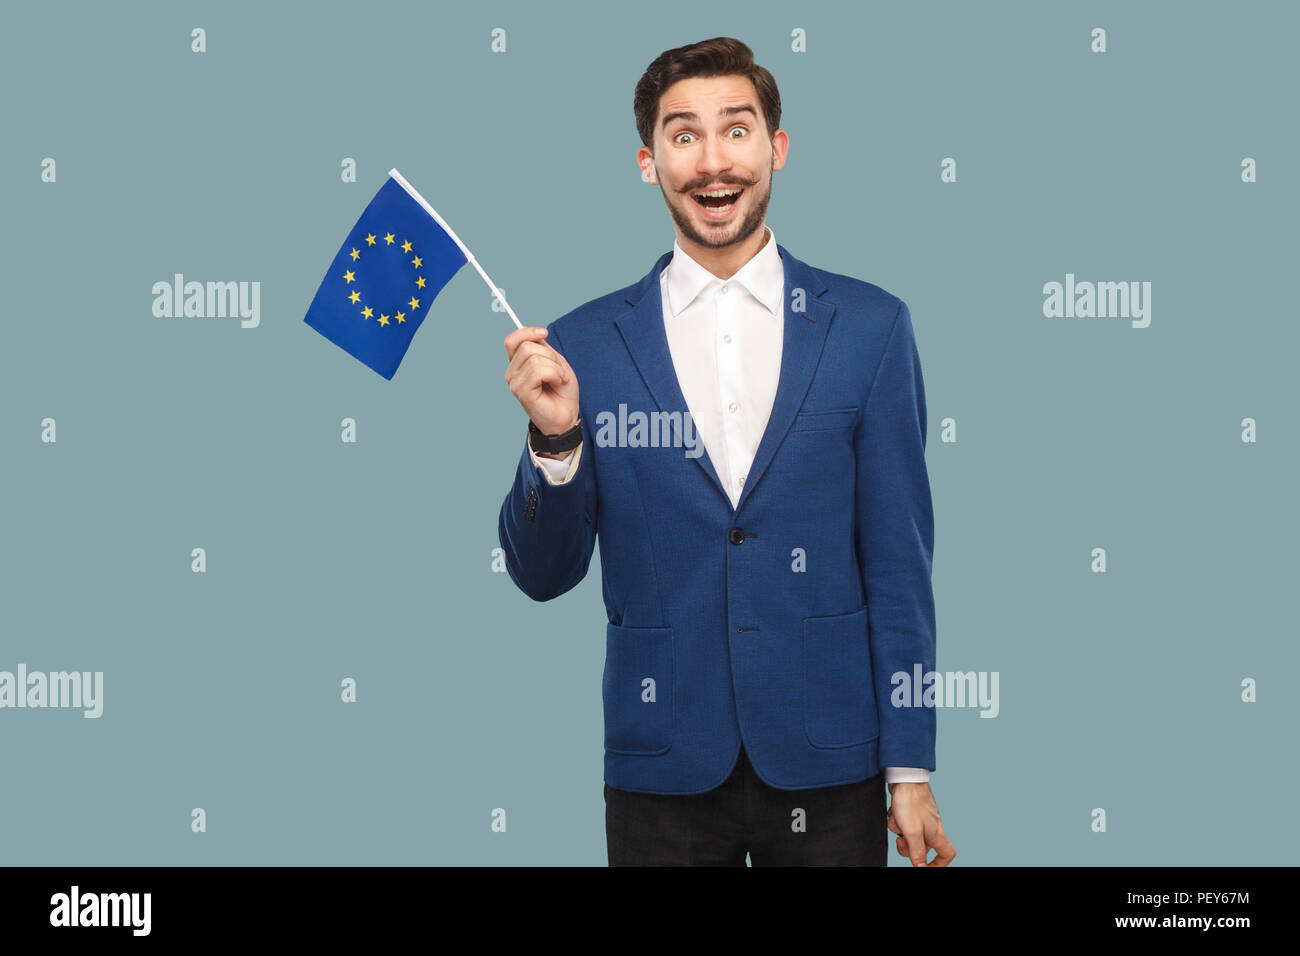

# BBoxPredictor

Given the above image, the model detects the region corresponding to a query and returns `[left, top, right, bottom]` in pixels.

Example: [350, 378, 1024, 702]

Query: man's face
[639, 75, 788, 250]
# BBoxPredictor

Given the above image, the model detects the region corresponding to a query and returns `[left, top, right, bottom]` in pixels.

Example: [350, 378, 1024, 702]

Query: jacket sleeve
[497, 322, 598, 601]
[854, 299, 937, 770]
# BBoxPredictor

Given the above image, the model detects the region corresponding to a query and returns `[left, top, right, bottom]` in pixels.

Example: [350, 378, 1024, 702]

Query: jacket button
[728, 527, 745, 545]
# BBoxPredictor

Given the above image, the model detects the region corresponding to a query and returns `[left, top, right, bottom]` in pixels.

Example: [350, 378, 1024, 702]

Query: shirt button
[721, 285, 729, 294]
[722, 333, 732, 344]
[738, 475, 746, 486]
[728, 401, 738, 413]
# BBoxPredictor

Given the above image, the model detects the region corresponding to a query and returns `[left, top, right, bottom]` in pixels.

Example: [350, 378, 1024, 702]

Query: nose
[697, 134, 733, 184]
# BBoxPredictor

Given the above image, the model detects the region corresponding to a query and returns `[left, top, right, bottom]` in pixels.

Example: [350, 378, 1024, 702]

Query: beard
[661, 166, 772, 249]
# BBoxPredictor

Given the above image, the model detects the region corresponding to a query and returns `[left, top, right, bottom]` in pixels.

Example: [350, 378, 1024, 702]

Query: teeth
[694, 188, 742, 198]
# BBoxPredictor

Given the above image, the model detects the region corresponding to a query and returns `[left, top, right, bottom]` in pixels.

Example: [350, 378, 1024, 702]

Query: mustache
[681, 177, 754, 192]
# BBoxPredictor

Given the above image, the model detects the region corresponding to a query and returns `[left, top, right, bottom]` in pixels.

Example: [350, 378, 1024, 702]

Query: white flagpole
[387, 168, 524, 330]
[465, 255, 523, 330]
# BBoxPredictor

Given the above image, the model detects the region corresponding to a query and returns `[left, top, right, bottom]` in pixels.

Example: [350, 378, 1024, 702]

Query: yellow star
[401, 240, 413, 253]
[415, 276, 426, 289]
[349, 247, 360, 261]
[365, 233, 377, 245]
[378, 313, 390, 326]
[384, 232, 395, 245]
[411, 255, 422, 268]
[348, 290, 361, 303]
[395, 311, 406, 323]
[408, 297, 420, 309]
[342, 270, 356, 283]
[361, 306, 374, 319]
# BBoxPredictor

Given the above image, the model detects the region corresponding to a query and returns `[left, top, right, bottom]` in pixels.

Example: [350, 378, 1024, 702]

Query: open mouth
[691, 187, 744, 217]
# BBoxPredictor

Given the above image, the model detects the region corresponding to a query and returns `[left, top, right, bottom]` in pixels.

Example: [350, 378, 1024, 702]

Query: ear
[636, 144, 660, 184]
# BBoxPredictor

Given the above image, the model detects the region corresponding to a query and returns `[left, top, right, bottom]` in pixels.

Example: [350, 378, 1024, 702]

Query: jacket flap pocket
[792, 406, 859, 431]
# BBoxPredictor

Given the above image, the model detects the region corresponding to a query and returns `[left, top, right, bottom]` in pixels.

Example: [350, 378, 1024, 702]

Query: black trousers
[604, 744, 887, 866]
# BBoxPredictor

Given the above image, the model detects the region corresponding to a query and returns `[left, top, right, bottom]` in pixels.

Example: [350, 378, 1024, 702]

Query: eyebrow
[660, 104, 759, 131]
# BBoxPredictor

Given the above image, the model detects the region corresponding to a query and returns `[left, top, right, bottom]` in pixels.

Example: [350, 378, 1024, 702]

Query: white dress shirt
[528, 226, 930, 786]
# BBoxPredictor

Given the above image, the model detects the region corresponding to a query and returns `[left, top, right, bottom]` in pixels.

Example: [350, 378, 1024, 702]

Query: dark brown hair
[633, 37, 782, 151]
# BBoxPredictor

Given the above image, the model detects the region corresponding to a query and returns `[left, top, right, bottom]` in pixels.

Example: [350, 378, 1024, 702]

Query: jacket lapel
[614, 251, 730, 505]
[613, 243, 836, 514]
[734, 247, 835, 512]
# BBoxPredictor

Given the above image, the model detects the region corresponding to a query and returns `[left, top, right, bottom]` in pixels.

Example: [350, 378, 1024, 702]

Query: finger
[903, 827, 929, 866]
[549, 347, 575, 378]
[514, 356, 567, 397]
[895, 835, 910, 859]
[501, 327, 548, 364]
[512, 354, 567, 393]
[506, 340, 564, 379]
[886, 813, 902, 836]
[503, 326, 548, 360]
[504, 325, 547, 353]
[928, 831, 956, 867]
[506, 345, 566, 385]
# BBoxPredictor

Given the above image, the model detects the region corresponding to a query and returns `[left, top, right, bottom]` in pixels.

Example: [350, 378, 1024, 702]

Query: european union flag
[304, 168, 470, 379]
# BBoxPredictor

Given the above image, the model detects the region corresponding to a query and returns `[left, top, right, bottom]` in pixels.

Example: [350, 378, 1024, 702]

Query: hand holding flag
[503, 325, 580, 438]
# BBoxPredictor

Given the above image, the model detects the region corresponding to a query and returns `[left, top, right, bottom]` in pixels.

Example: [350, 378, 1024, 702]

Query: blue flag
[304, 168, 470, 379]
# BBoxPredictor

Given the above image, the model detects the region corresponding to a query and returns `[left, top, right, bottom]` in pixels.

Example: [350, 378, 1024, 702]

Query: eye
[673, 125, 748, 145]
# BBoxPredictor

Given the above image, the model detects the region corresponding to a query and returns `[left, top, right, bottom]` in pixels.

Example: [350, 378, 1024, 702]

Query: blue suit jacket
[498, 242, 936, 794]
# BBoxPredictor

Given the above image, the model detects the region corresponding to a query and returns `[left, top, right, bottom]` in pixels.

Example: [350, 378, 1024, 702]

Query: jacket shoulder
[810, 263, 907, 322]
[547, 272, 650, 343]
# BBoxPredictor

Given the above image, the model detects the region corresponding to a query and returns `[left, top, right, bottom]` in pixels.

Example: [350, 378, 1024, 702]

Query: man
[498, 37, 955, 867]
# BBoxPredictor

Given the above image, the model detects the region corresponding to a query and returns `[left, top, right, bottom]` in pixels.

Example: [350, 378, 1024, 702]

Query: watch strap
[528, 417, 583, 454]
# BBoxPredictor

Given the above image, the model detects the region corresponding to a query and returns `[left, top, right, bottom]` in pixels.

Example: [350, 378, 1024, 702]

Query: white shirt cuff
[884, 766, 931, 785]
[528, 437, 583, 485]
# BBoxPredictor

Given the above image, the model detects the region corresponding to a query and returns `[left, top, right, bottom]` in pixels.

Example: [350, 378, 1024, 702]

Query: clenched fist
[503, 327, 580, 441]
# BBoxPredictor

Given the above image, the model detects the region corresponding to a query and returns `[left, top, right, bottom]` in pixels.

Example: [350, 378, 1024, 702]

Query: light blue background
[1, 0, 1295, 865]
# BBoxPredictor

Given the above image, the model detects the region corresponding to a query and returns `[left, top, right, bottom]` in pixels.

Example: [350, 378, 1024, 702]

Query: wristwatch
[528, 417, 583, 454]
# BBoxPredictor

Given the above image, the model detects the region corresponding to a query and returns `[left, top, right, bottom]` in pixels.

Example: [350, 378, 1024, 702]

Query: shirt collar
[664, 225, 783, 319]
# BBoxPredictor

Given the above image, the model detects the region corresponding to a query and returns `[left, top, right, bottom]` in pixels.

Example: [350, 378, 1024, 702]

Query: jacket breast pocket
[792, 406, 859, 432]
[803, 607, 879, 749]
[603, 623, 674, 755]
